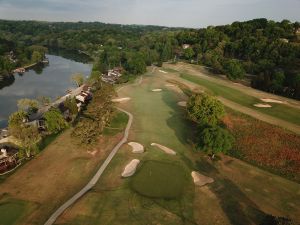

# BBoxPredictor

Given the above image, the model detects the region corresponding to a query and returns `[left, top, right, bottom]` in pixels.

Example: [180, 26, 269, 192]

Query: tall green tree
[44, 108, 68, 134]
[187, 93, 225, 126]
[198, 126, 234, 159]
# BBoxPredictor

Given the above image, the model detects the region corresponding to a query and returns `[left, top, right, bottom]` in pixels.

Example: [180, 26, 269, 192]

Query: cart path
[44, 107, 133, 225]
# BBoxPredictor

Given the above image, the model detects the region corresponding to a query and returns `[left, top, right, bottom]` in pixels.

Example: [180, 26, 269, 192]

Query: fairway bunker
[177, 101, 187, 107]
[112, 97, 131, 103]
[128, 142, 144, 153]
[122, 159, 140, 178]
[152, 89, 162, 92]
[165, 84, 175, 87]
[131, 161, 186, 199]
[151, 143, 176, 155]
[254, 103, 272, 108]
[159, 70, 168, 74]
[191, 171, 214, 187]
[261, 98, 283, 104]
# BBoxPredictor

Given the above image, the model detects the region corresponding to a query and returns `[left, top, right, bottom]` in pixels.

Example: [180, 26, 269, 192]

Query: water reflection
[0, 54, 92, 128]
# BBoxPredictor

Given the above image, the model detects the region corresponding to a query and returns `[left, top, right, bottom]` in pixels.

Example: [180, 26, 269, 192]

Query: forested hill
[0, 19, 300, 99]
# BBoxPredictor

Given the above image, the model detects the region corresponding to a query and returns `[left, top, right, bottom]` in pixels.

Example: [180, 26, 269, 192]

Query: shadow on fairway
[196, 159, 268, 225]
[161, 90, 196, 147]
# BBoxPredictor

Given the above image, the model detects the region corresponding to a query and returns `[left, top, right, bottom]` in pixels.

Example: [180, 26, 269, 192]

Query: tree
[37, 96, 51, 106]
[8, 111, 28, 137]
[270, 71, 285, 93]
[64, 97, 78, 116]
[17, 98, 39, 114]
[187, 93, 225, 126]
[31, 51, 43, 63]
[71, 73, 85, 87]
[223, 59, 245, 80]
[44, 108, 68, 134]
[183, 48, 195, 60]
[8, 111, 41, 158]
[18, 125, 41, 158]
[198, 126, 234, 159]
[125, 55, 146, 75]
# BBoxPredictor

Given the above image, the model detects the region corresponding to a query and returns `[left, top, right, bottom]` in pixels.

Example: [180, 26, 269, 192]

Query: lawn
[180, 73, 300, 126]
[103, 111, 129, 136]
[131, 160, 188, 199]
[0, 195, 35, 225]
[55, 68, 300, 225]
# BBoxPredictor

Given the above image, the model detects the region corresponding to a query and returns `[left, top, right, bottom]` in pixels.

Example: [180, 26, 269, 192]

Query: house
[27, 119, 46, 130]
[101, 67, 123, 84]
[182, 44, 191, 49]
[0, 145, 19, 174]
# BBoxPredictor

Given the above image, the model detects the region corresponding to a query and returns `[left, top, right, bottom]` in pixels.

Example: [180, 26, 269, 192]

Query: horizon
[0, 0, 299, 28]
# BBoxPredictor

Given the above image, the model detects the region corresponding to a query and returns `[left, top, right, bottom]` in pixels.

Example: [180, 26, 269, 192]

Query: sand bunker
[191, 171, 214, 187]
[112, 97, 131, 103]
[178, 101, 187, 107]
[151, 143, 176, 155]
[128, 142, 144, 153]
[87, 150, 98, 156]
[261, 98, 283, 104]
[254, 104, 272, 108]
[159, 70, 168, 74]
[122, 159, 140, 177]
[152, 89, 162, 92]
[165, 84, 175, 87]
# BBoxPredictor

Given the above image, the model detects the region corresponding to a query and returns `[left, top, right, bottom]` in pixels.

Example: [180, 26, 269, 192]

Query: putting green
[130, 160, 187, 199]
[0, 200, 27, 225]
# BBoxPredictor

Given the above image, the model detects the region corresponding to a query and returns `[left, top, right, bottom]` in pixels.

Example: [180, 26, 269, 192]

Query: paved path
[44, 107, 133, 225]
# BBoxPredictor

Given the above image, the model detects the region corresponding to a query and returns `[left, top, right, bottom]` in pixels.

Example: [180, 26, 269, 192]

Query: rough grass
[131, 160, 187, 199]
[223, 108, 300, 183]
[180, 73, 300, 126]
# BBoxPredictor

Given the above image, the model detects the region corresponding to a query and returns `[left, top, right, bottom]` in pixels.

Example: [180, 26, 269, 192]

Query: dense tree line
[0, 19, 300, 99]
[176, 19, 300, 99]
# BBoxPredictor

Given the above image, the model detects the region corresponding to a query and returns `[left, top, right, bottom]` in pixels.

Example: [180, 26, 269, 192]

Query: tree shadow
[161, 90, 197, 147]
[195, 159, 267, 225]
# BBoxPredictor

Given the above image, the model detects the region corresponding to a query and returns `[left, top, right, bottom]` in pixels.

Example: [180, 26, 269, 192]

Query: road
[44, 107, 133, 225]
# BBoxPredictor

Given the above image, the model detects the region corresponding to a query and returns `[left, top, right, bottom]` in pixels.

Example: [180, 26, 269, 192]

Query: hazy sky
[0, 0, 299, 28]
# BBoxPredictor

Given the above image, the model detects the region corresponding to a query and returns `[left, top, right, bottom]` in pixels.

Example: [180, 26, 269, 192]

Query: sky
[0, 0, 299, 28]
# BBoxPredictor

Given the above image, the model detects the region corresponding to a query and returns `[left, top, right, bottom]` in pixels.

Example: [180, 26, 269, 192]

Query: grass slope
[180, 73, 300, 126]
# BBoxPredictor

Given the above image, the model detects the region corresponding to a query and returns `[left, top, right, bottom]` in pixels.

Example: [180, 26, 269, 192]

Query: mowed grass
[180, 73, 300, 126]
[0, 195, 35, 225]
[131, 160, 188, 199]
[103, 111, 129, 136]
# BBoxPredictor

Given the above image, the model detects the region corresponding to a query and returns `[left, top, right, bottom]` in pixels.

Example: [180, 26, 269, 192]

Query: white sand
[159, 70, 168, 74]
[151, 143, 176, 155]
[261, 98, 283, 104]
[165, 84, 175, 87]
[122, 159, 140, 177]
[191, 171, 214, 187]
[128, 142, 144, 153]
[254, 104, 272, 108]
[152, 89, 162, 92]
[87, 150, 98, 156]
[178, 101, 187, 107]
[112, 97, 131, 103]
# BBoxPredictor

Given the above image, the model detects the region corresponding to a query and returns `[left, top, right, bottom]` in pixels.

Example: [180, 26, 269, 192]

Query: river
[0, 54, 92, 128]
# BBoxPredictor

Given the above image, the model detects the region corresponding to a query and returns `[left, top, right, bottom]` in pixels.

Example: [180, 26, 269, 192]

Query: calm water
[0, 54, 92, 128]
